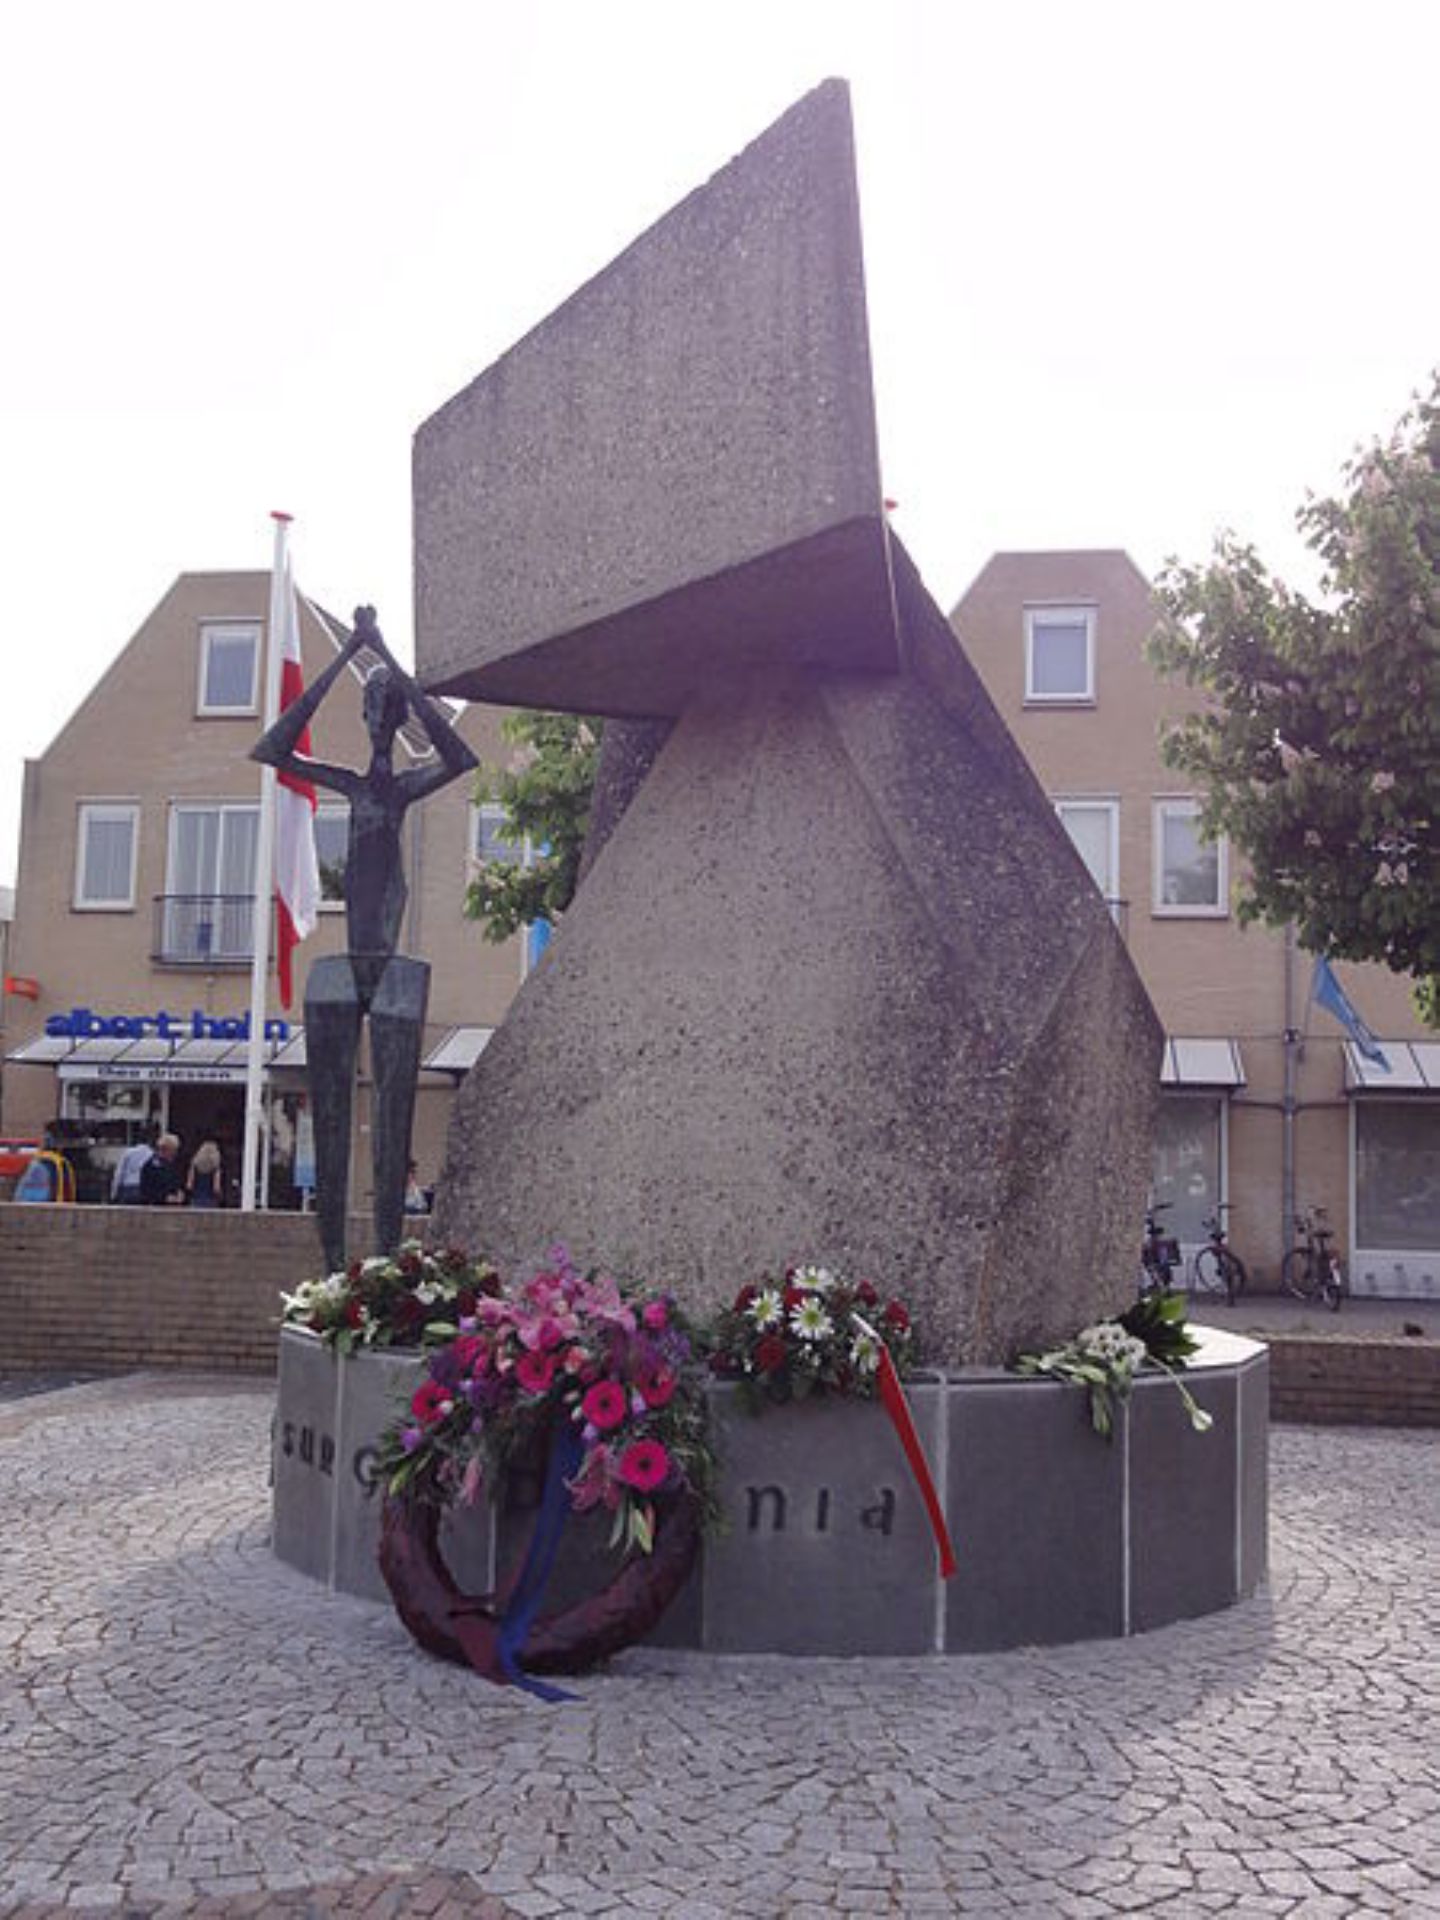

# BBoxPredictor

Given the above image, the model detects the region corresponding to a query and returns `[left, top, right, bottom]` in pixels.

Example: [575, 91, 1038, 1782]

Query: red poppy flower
[883, 1301, 911, 1331]
[617, 1439, 671, 1492]
[582, 1380, 628, 1431]
[639, 1367, 677, 1409]
[516, 1350, 558, 1395]
[754, 1334, 788, 1374]
[733, 1284, 758, 1314]
[783, 1286, 804, 1312]
[856, 1279, 879, 1307]
[344, 1300, 365, 1328]
[411, 1380, 453, 1426]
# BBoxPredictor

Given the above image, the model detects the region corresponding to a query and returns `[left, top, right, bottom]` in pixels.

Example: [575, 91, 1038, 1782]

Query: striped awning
[1160, 1037, 1246, 1089]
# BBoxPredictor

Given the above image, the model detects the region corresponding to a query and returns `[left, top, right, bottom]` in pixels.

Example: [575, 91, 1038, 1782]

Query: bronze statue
[252, 607, 478, 1270]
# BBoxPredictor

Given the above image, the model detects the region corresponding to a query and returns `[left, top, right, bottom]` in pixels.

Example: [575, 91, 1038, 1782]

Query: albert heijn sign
[45, 1007, 294, 1085]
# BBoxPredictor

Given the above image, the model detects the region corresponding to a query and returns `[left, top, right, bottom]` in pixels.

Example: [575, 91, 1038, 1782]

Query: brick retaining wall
[0, 1206, 347, 1376]
[4, 1207, 1439, 1421]
[1264, 1333, 1440, 1427]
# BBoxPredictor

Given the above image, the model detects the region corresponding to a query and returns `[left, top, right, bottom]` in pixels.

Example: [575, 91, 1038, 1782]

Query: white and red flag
[272, 549, 320, 1008]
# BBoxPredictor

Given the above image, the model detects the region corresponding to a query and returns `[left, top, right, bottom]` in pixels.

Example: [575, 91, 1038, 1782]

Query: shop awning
[422, 1026, 495, 1079]
[1161, 1037, 1246, 1089]
[1344, 1039, 1440, 1092]
[6, 1030, 307, 1084]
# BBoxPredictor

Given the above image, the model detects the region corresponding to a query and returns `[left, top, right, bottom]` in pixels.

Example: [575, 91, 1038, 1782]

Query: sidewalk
[1192, 1289, 1437, 1342]
[2, 1373, 1439, 1915]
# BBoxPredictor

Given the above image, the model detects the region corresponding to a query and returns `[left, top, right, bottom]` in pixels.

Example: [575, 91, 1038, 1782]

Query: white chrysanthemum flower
[748, 1287, 784, 1330]
[415, 1281, 441, 1306]
[790, 1263, 835, 1293]
[791, 1296, 834, 1342]
[361, 1256, 390, 1276]
[319, 1275, 349, 1303]
[850, 1331, 881, 1374]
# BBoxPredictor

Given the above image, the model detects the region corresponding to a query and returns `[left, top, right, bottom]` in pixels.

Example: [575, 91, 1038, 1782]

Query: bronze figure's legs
[304, 955, 365, 1273]
[369, 956, 431, 1259]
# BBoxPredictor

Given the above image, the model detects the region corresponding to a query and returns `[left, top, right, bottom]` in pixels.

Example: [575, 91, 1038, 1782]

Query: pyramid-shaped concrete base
[436, 551, 1161, 1365]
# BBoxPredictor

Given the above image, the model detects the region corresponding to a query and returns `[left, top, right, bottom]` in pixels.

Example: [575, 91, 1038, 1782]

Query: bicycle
[1282, 1206, 1346, 1312]
[1139, 1201, 1182, 1297]
[1190, 1204, 1247, 1307]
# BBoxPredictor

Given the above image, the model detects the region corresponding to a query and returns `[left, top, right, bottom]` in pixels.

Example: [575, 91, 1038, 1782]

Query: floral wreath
[371, 1247, 716, 1693]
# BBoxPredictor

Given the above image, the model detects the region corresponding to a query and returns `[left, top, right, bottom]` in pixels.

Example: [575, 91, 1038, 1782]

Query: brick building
[952, 550, 1440, 1299]
[1, 573, 526, 1211]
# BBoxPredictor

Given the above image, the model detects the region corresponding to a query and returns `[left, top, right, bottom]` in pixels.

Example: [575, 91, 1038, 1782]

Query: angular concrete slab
[435, 547, 1161, 1366]
[700, 1385, 944, 1655]
[946, 1378, 1126, 1651]
[1129, 1368, 1240, 1632]
[413, 79, 891, 716]
[273, 1330, 341, 1586]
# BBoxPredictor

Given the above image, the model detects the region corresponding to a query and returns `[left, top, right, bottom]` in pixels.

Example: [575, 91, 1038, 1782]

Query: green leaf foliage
[463, 710, 603, 943]
[1149, 373, 1440, 1019]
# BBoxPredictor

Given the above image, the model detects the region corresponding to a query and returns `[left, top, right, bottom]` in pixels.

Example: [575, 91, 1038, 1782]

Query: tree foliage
[463, 710, 603, 944]
[1149, 374, 1440, 1017]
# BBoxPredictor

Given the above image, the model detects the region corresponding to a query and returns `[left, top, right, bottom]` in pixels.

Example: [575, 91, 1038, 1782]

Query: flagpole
[242, 511, 292, 1211]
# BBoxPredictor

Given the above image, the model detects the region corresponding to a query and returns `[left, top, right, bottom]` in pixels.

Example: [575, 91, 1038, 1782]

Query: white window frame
[73, 802, 139, 910]
[197, 620, 261, 717]
[467, 800, 531, 876]
[1024, 603, 1095, 705]
[314, 802, 349, 913]
[1053, 796, 1120, 912]
[1152, 797, 1228, 918]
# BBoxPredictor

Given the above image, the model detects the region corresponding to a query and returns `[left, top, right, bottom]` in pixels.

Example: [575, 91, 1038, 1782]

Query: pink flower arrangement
[378, 1246, 710, 1559]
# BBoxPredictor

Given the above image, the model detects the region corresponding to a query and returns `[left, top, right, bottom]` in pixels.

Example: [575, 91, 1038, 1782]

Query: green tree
[1149, 374, 1440, 1019]
[464, 710, 603, 943]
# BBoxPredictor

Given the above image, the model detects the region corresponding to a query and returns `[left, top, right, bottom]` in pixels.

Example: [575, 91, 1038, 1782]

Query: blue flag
[1312, 956, 1390, 1070]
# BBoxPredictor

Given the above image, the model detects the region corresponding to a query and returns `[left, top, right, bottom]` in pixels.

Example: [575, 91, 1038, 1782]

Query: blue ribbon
[497, 1420, 585, 1703]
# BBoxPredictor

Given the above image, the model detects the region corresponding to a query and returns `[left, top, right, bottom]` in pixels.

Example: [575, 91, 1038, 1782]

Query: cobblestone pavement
[2, 1377, 1439, 1918]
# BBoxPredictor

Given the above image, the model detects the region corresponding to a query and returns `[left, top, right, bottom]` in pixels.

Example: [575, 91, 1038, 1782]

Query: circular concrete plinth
[273, 1326, 1267, 1656]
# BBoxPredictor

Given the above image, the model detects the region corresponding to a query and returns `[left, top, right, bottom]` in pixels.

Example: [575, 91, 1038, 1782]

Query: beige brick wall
[952, 551, 1437, 1281]
[1, 571, 527, 1201]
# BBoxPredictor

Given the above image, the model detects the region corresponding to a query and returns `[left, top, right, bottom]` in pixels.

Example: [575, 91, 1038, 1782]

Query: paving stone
[1, 1385, 1439, 1917]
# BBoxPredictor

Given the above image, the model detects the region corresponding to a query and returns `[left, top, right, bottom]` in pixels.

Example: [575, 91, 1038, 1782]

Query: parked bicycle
[1139, 1201, 1182, 1297]
[1282, 1206, 1346, 1312]
[1190, 1204, 1247, 1306]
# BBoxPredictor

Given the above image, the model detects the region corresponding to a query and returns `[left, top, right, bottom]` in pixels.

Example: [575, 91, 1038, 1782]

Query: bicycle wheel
[1281, 1246, 1316, 1301]
[1219, 1249, 1247, 1305]
[1191, 1247, 1228, 1298]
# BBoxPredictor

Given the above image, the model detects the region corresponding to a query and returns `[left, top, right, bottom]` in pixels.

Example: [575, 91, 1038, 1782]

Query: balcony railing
[152, 894, 267, 966]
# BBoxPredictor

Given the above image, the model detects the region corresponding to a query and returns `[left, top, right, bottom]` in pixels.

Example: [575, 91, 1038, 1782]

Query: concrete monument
[416, 80, 1162, 1366]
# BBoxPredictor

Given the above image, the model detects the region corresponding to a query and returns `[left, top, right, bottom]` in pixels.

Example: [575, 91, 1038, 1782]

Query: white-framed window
[74, 802, 139, 910]
[162, 802, 259, 958]
[468, 800, 529, 872]
[1153, 798, 1227, 916]
[1053, 797, 1120, 912]
[1025, 604, 1095, 703]
[198, 621, 261, 716]
[314, 803, 348, 910]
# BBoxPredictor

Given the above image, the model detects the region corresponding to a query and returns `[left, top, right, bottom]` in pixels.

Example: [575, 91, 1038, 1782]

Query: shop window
[1025, 605, 1095, 703]
[1153, 799, 1227, 916]
[1054, 798, 1120, 916]
[1356, 1103, 1440, 1252]
[74, 803, 139, 910]
[315, 803, 348, 909]
[1152, 1095, 1222, 1247]
[198, 622, 260, 716]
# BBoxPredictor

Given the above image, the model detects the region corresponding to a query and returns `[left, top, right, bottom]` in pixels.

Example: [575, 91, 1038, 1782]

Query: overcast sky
[2, 0, 1436, 890]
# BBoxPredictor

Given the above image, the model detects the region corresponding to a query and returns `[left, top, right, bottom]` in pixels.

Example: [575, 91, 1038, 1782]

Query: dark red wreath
[379, 1478, 702, 1681]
